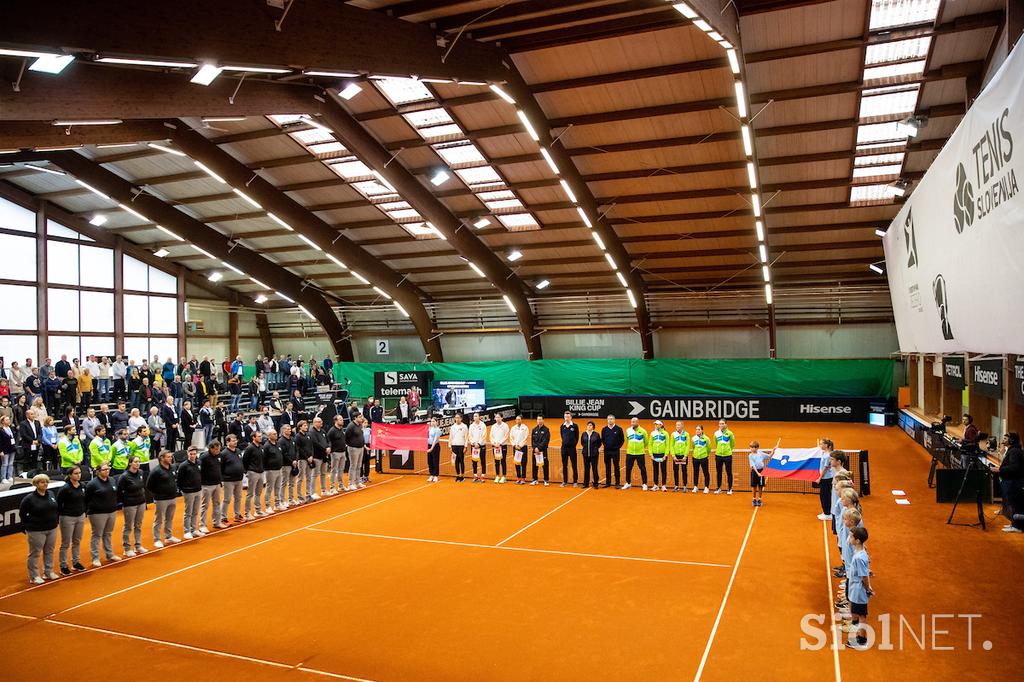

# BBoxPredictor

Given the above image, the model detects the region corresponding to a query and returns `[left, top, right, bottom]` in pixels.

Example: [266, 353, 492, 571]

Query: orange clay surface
[0, 420, 1021, 681]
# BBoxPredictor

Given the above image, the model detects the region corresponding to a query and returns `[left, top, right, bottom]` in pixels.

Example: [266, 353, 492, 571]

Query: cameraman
[960, 414, 980, 447]
[992, 432, 1022, 533]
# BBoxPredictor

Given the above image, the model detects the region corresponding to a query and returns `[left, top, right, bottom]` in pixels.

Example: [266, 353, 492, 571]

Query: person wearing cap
[623, 417, 649, 491]
[713, 418, 736, 495]
[670, 420, 691, 492]
[649, 420, 670, 491]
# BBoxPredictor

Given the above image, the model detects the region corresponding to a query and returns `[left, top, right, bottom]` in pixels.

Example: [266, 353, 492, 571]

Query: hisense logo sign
[973, 365, 999, 386]
[954, 107, 1017, 233]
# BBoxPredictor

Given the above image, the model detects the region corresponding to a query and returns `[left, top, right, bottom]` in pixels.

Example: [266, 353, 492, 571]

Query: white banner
[883, 40, 1024, 354]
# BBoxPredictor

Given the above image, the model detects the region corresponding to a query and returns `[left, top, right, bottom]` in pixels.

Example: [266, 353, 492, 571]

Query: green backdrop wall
[311, 359, 896, 403]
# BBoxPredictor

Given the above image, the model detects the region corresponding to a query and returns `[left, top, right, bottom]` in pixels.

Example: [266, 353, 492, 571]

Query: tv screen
[433, 380, 486, 411]
[868, 413, 886, 427]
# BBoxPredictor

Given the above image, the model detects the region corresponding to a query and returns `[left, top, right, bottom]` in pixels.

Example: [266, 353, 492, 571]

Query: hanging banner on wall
[943, 356, 965, 390]
[883, 40, 1024, 354]
[970, 358, 1003, 399]
[1014, 359, 1024, 406]
[373, 370, 432, 400]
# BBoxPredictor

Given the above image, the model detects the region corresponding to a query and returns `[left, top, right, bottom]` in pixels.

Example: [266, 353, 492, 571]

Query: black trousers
[604, 449, 620, 486]
[531, 449, 549, 482]
[471, 446, 486, 475]
[113, 378, 127, 401]
[818, 478, 832, 515]
[693, 458, 710, 488]
[582, 454, 599, 487]
[427, 443, 440, 476]
[514, 449, 527, 479]
[652, 459, 667, 486]
[625, 454, 647, 485]
[672, 459, 688, 487]
[493, 445, 507, 476]
[452, 445, 465, 477]
[561, 446, 578, 483]
[715, 455, 733, 490]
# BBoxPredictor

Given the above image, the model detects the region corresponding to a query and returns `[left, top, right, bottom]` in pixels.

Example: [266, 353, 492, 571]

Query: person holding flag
[649, 420, 669, 491]
[468, 413, 487, 483]
[489, 412, 509, 484]
[670, 420, 691, 492]
[622, 417, 649, 491]
[761, 444, 826, 483]
[749, 440, 770, 506]
[691, 425, 711, 494]
[713, 418, 736, 495]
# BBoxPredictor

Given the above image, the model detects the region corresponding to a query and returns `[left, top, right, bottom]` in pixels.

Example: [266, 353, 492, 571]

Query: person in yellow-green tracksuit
[622, 417, 649, 491]
[649, 420, 670, 491]
[713, 418, 736, 495]
[691, 425, 711, 494]
[88, 425, 112, 470]
[110, 429, 131, 475]
[129, 426, 152, 470]
[58, 425, 83, 474]
[671, 420, 691, 492]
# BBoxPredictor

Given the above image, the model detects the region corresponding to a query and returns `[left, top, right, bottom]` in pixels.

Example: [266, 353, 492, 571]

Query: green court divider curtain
[327, 359, 894, 403]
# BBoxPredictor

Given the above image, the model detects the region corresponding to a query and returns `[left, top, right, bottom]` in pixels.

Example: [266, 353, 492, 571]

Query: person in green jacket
[89, 425, 112, 470]
[691, 424, 711, 494]
[622, 417, 649, 491]
[670, 420, 691, 492]
[714, 418, 736, 495]
[58, 425, 83, 473]
[129, 426, 152, 465]
[110, 428, 131, 475]
[649, 420, 670, 491]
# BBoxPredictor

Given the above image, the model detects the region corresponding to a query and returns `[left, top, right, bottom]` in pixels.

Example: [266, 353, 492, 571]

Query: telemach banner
[519, 395, 884, 423]
[883, 40, 1024, 354]
[943, 355, 966, 390]
[970, 358, 1003, 399]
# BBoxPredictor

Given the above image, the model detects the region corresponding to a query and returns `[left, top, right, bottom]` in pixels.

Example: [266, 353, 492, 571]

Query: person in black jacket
[85, 462, 119, 565]
[295, 420, 314, 503]
[368, 399, 384, 476]
[199, 440, 224, 532]
[17, 409, 42, 474]
[1, 415, 17, 482]
[992, 432, 1023, 532]
[220, 434, 246, 522]
[279, 424, 298, 506]
[601, 415, 624, 488]
[20, 473, 59, 583]
[180, 401, 196, 451]
[243, 432, 265, 519]
[531, 416, 551, 486]
[228, 412, 246, 444]
[559, 411, 580, 488]
[262, 431, 285, 511]
[580, 421, 602, 490]
[326, 414, 347, 495]
[57, 465, 87, 574]
[118, 456, 147, 557]
[159, 396, 180, 453]
[176, 446, 202, 538]
[344, 414, 366, 492]
[146, 450, 180, 547]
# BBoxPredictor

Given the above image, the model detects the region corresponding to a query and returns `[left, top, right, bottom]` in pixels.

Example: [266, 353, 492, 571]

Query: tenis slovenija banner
[372, 423, 428, 451]
[882, 40, 1024, 354]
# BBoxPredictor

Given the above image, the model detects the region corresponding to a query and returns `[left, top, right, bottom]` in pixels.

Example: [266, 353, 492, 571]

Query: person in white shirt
[448, 412, 469, 482]
[509, 415, 530, 485]
[467, 412, 487, 483]
[111, 358, 128, 402]
[488, 413, 509, 484]
[256, 408, 274, 435]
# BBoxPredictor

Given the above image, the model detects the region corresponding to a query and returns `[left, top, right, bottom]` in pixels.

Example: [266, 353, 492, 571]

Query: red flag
[373, 423, 429, 451]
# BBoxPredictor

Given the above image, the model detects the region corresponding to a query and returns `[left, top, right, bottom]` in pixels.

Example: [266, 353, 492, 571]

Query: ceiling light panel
[455, 166, 503, 187]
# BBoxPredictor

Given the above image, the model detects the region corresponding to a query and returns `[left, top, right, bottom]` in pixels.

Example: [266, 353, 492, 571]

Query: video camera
[929, 415, 952, 434]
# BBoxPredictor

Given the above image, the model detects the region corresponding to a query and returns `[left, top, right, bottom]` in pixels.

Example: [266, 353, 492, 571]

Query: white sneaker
[714, 489, 722, 495]
[47, 572, 60, 580]
[348, 484, 358, 491]
[357, 483, 366, 489]
[543, 481, 549, 486]
[153, 540, 164, 549]
[310, 494, 320, 500]
[245, 514, 255, 521]
[108, 554, 122, 562]
[136, 547, 148, 554]
[727, 489, 733, 496]
[183, 532, 194, 540]
[499, 477, 506, 484]
[494, 476, 500, 483]
[31, 576, 45, 584]
[168, 536, 181, 544]
[817, 513, 831, 521]
[199, 526, 209, 533]
[642, 484, 648, 491]
[530, 480, 539, 486]
[621, 483, 631, 490]
[124, 550, 137, 558]
[1002, 525, 1023, 533]
[703, 487, 709, 494]
[691, 486, 698, 493]
[661, 485, 667, 491]
[92, 559, 102, 568]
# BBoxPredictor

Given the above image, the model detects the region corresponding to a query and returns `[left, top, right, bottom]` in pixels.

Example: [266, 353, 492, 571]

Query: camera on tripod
[929, 415, 952, 434]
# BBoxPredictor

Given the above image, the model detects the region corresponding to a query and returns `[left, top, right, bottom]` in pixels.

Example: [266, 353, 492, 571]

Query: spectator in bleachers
[13, 394, 27, 426]
[43, 372, 60, 415]
[9, 361, 27, 396]
[97, 356, 111, 402]
[110, 402, 130, 435]
[111, 356, 127, 401]
[80, 408, 99, 443]
[199, 398, 215, 445]
[160, 396, 180, 452]
[78, 368, 94, 410]
[60, 371, 77, 415]
[161, 357, 175, 386]
[181, 400, 196, 450]
[128, 408, 146, 434]
[127, 367, 141, 408]
[24, 369, 41, 404]
[54, 355, 70, 381]
[147, 406, 165, 457]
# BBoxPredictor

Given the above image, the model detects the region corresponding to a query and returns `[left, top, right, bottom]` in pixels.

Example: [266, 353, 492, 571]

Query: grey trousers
[314, 460, 328, 495]
[330, 451, 346, 489]
[246, 471, 265, 515]
[299, 460, 314, 499]
[201, 484, 223, 528]
[182, 491, 201, 534]
[27, 528, 58, 579]
[264, 469, 282, 508]
[122, 503, 145, 551]
[222, 480, 243, 519]
[281, 466, 297, 502]
[347, 446, 364, 488]
[89, 512, 116, 561]
[59, 514, 86, 568]
[153, 498, 176, 542]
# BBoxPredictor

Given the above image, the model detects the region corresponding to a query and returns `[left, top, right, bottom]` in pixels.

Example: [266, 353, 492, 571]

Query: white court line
[306, 527, 732, 569]
[495, 488, 589, 546]
[693, 506, 759, 682]
[0, 611, 374, 682]
[54, 481, 431, 616]
[823, 520, 843, 682]
[0, 475, 401, 603]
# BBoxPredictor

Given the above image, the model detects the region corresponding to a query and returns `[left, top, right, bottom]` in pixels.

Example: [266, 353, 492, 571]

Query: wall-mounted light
[190, 64, 223, 86]
[535, 279, 550, 290]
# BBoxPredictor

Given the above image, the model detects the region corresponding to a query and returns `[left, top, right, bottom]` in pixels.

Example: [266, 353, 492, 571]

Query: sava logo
[799, 404, 852, 415]
[383, 372, 420, 385]
[932, 274, 954, 340]
[903, 209, 918, 268]
[955, 107, 1017, 232]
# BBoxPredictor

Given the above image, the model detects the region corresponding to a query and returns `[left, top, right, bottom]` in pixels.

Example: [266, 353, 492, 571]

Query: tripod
[947, 453, 988, 529]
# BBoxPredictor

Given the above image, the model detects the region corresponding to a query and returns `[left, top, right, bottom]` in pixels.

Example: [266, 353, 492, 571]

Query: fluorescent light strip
[755, 220, 764, 241]
[473, 218, 491, 228]
[507, 250, 523, 262]
[351, 271, 369, 285]
[89, 214, 107, 226]
[29, 55, 74, 74]
[338, 83, 362, 100]
[708, 31, 723, 42]
[148, 142, 185, 157]
[762, 266, 771, 282]
[267, 212, 293, 231]
[694, 19, 712, 31]
[604, 253, 617, 270]
[74, 179, 112, 202]
[96, 57, 197, 68]
[559, 180, 577, 203]
[394, 302, 410, 317]
[539, 148, 560, 174]
[741, 125, 753, 156]
[156, 225, 184, 242]
[673, 3, 698, 19]
[616, 271, 628, 287]
[592, 232, 606, 250]
[746, 162, 758, 189]
[232, 188, 262, 209]
[194, 161, 226, 184]
[190, 64, 222, 85]
[52, 119, 122, 126]
[759, 244, 767, 263]
[536, 279, 550, 290]
[221, 65, 290, 74]
[326, 253, 348, 269]
[726, 49, 740, 75]
[516, 111, 539, 141]
[502, 295, 516, 313]
[208, 272, 223, 283]
[118, 203, 147, 221]
[752, 194, 761, 217]
[304, 70, 360, 77]
[875, 229, 887, 237]
[254, 294, 268, 304]
[627, 290, 638, 309]
[765, 284, 773, 305]
[576, 207, 593, 228]
[869, 263, 884, 274]
[222, 262, 244, 275]
[734, 82, 747, 118]
[250, 277, 270, 289]
[298, 234, 322, 251]
[192, 245, 216, 259]
[372, 286, 393, 300]
[276, 291, 295, 303]
[23, 164, 65, 176]
[297, 305, 315, 320]
[489, 84, 516, 104]
[469, 262, 486, 277]
[0, 47, 59, 59]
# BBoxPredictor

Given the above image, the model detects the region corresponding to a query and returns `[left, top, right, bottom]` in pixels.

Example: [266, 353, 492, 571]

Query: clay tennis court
[1, 421, 1021, 681]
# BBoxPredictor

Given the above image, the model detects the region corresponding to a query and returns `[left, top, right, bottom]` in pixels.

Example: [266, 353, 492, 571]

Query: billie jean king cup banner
[883, 39, 1024, 354]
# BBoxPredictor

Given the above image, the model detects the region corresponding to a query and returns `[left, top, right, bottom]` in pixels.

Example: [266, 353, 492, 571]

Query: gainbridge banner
[883, 39, 1024, 354]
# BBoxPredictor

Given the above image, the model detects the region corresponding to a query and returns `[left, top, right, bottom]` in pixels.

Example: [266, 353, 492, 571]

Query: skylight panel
[307, 141, 347, 156]
[856, 153, 905, 166]
[868, 0, 941, 31]
[268, 114, 304, 125]
[850, 184, 894, 204]
[434, 142, 486, 166]
[485, 199, 525, 211]
[858, 86, 920, 118]
[374, 77, 433, 105]
[328, 158, 373, 179]
[857, 121, 908, 144]
[856, 140, 908, 153]
[386, 208, 422, 221]
[477, 190, 516, 201]
[864, 37, 931, 65]
[290, 127, 335, 145]
[852, 164, 902, 178]
[456, 166, 503, 187]
[417, 124, 463, 140]
[352, 179, 397, 197]
[497, 213, 539, 231]
[403, 108, 453, 128]
[863, 60, 926, 81]
[377, 201, 412, 211]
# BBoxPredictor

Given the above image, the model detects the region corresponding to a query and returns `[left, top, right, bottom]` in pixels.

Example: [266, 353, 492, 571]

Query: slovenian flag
[762, 448, 823, 481]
